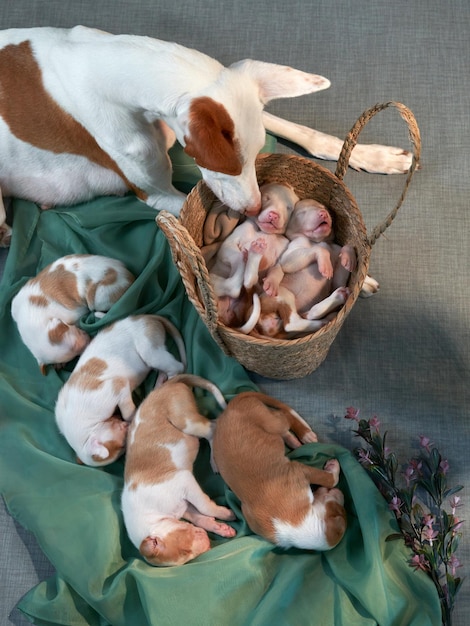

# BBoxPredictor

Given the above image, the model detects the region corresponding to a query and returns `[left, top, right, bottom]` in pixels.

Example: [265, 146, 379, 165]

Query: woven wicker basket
[157, 102, 421, 379]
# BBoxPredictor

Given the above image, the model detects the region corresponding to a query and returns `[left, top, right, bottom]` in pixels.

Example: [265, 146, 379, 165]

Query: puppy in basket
[55, 314, 186, 467]
[11, 254, 135, 373]
[122, 374, 236, 567]
[213, 391, 347, 551]
[252, 198, 357, 337]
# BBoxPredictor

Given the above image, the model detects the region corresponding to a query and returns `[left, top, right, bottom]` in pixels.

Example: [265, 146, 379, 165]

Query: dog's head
[139, 521, 211, 566]
[77, 416, 128, 466]
[181, 61, 330, 215]
[256, 183, 299, 234]
[286, 199, 333, 243]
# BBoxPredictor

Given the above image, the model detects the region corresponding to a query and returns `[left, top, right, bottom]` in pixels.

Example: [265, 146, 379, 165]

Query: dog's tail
[164, 373, 227, 409]
[152, 315, 187, 369]
[237, 292, 261, 334]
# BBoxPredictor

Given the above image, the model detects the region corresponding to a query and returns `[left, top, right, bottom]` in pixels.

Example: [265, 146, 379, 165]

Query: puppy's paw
[323, 458, 340, 485]
[212, 521, 237, 538]
[250, 237, 267, 254]
[302, 430, 318, 444]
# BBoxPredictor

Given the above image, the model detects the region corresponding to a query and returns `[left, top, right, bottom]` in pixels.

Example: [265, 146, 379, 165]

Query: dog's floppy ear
[184, 97, 242, 175]
[87, 436, 110, 463]
[47, 318, 70, 345]
[230, 60, 330, 104]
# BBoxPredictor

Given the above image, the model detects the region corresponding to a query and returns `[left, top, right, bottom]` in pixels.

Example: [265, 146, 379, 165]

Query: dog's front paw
[324, 458, 340, 485]
[147, 192, 186, 215]
[350, 144, 413, 174]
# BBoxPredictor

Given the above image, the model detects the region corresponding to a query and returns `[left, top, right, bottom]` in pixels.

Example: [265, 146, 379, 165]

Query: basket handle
[334, 101, 421, 246]
[156, 211, 220, 337]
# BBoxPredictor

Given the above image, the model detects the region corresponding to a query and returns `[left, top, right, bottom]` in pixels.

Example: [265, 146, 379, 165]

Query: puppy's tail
[238, 292, 261, 334]
[152, 315, 187, 369]
[164, 373, 227, 409]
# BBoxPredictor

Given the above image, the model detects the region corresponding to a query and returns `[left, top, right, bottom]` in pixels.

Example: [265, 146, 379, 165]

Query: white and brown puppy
[11, 254, 135, 373]
[210, 183, 299, 300]
[55, 314, 186, 467]
[122, 374, 236, 567]
[213, 392, 347, 551]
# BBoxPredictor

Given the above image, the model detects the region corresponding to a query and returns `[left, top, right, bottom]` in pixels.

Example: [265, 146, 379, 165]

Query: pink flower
[404, 465, 416, 487]
[410, 554, 429, 572]
[418, 435, 433, 453]
[448, 555, 462, 577]
[439, 459, 450, 475]
[369, 415, 381, 433]
[389, 496, 402, 518]
[423, 514, 435, 528]
[449, 496, 462, 515]
[421, 526, 439, 545]
[345, 407, 360, 421]
[358, 448, 373, 466]
[452, 517, 464, 533]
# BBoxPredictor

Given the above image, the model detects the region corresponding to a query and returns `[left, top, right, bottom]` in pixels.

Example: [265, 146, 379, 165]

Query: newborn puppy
[213, 392, 347, 551]
[209, 183, 299, 300]
[122, 374, 236, 567]
[55, 314, 186, 467]
[11, 254, 135, 373]
[253, 199, 356, 336]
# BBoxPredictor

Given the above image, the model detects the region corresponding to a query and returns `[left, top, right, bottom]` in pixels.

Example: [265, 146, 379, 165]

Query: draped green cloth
[0, 145, 440, 625]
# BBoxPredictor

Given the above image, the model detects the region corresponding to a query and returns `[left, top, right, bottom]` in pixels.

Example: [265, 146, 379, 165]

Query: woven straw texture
[157, 102, 421, 379]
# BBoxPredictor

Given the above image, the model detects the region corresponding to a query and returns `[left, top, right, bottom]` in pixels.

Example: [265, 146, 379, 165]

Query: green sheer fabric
[0, 143, 440, 625]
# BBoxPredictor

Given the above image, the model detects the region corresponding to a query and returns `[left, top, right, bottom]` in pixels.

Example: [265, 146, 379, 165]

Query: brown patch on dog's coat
[0, 41, 146, 199]
[126, 382, 199, 489]
[29, 294, 49, 308]
[68, 357, 107, 391]
[324, 499, 347, 548]
[184, 97, 242, 175]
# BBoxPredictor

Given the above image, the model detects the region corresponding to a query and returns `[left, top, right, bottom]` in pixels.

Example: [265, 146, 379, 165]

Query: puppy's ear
[47, 318, 70, 345]
[87, 437, 110, 463]
[230, 60, 330, 104]
[140, 536, 163, 561]
[184, 97, 242, 176]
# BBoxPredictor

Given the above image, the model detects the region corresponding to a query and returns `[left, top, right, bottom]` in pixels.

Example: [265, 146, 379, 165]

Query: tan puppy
[11, 254, 135, 372]
[55, 315, 186, 467]
[122, 374, 236, 567]
[213, 392, 347, 551]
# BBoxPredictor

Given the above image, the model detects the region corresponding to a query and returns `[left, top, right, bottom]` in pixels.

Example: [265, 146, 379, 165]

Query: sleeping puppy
[122, 374, 236, 567]
[209, 182, 299, 299]
[252, 199, 356, 336]
[213, 392, 347, 551]
[11, 254, 135, 373]
[55, 314, 186, 467]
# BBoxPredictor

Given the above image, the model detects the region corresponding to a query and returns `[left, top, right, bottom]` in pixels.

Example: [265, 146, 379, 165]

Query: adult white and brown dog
[213, 392, 347, 551]
[0, 25, 412, 246]
[55, 314, 186, 467]
[122, 374, 236, 567]
[11, 254, 135, 372]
